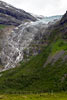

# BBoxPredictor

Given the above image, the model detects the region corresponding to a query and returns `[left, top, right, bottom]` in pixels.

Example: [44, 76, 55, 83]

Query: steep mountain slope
[0, 1, 36, 26]
[0, 12, 67, 93]
[0, 25, 15, 70]
[0, 14, 61, 71]
[0, 22, 48, 70]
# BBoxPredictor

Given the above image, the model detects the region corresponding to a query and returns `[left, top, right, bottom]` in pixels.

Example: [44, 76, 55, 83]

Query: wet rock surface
[0, 20, 55, 71]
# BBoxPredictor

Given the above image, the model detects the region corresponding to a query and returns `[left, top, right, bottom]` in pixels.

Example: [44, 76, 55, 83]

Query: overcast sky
[2, 0, 67, 16]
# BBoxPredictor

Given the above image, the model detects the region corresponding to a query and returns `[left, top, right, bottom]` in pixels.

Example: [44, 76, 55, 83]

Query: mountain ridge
[0, 0, 37, 26]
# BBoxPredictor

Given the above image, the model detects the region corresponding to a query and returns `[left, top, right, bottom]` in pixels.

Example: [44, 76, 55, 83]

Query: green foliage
[0, 25, 6, 29]
[51, 39, 67, 55]
[0, 41, 67, 93]
[0, 19, 67, 94]
[0, 92, 67, 100]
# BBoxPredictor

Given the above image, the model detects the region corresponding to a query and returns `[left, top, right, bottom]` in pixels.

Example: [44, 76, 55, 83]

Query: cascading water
[0, 16, 61, 71]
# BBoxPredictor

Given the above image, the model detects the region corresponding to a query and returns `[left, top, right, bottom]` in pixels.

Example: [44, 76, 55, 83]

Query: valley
[0, 1, 67, 100]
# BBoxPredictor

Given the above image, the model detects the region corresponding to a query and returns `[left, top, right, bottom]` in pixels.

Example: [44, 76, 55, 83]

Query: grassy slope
[0, 92, 67, 100]
[0, 18, 67, 94]
[0, 25, 6, 29]
[0, 39, 67, 93]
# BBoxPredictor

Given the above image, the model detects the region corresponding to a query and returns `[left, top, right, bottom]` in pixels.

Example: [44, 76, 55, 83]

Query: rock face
[0, 1, 36, 26]
[0, 21, 48, 70]
[60, 11, 67, 24]
[0, 16, 61, 71]
[58, 11, 67, 39]
[0, 1, 62, 71]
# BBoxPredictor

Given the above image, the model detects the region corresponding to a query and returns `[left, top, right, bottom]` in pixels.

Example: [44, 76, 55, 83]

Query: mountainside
[0, 11, 67, 93]
[0, 21, 49, 71]
[0, 14, 61, 71]
[60, 11, 67, 24]
[0, 1, 36, 26]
